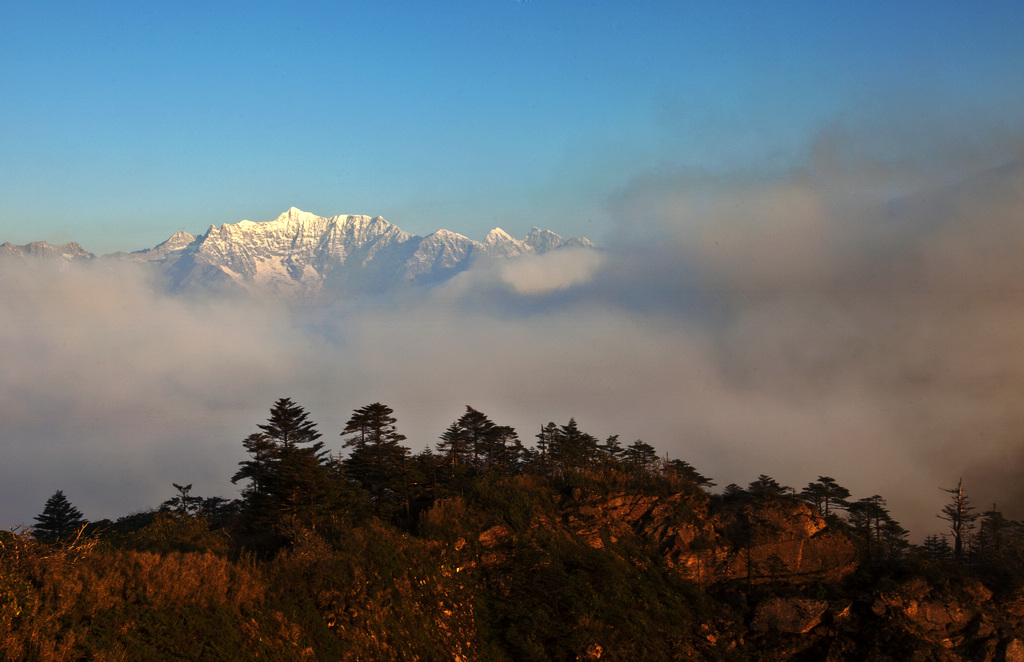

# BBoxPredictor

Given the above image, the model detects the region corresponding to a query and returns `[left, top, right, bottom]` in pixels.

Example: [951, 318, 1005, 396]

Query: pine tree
[848, 495, 894, 562]
[487, 424, 524, 473]
[534, 422, 559, 477]
[939, 478, 977, 565]
[921, 534, 953, 562]
[161, 483, 203, 515]
[457, 406, 498, 471]
[974, 503, 1010, 566]
[664, 459, 715, 489]
[232, 398, 335, 533]
[437, 421, 470, 471]
[597, 435, 624, 468]
[342, 402, 410, 517]
[33, 490, 87, 542]
[622, 439, 658, 475]
[800, 476, 851, 520]
[553, 418, 599, 472]
[748, 474, 790, 498]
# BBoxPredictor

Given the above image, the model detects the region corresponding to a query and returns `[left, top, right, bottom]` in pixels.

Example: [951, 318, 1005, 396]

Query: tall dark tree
[597, 434, 624, 468]
[232, 398, 335, 534]
[260, 397, 325, 455]
[664, 459, 715, 489]
[748, 475, 790, 498]
[921, 534, 953, 562]
[533, 422, 559, 477]
[621, 439, 658, 475]
[848, 494, 894, 562]
[342, 402, 410, 517]
[457, 406, 498, 471]
[491, 425, 525, 473]
[436, 421, 471, 471]
[232, 433, 278, 502]
[800, 476, 851, 520]
[975, 504, 1012, 565]
[33, 490, 87, 542]
[553, 418, 599, 472]
[939, 478, 977, 565]
[161, 483, 202, 515]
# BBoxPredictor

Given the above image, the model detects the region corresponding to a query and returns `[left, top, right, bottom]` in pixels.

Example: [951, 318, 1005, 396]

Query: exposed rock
[751, 597, 829, 633]
[560, 489, 859, 588]
[1005, 638, 1024, 662]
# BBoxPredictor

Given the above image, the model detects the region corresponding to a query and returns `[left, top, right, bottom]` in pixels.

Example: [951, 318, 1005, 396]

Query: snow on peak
[481, 227, 531, 258]
[484, 227, 512, 242]
[157, 231, 197, 251]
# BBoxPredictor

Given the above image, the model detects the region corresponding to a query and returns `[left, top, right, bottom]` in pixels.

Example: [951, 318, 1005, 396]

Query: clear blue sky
[2, 1, 1023, 254]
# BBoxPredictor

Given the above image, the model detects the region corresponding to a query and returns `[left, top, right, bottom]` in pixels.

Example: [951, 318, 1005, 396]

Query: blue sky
[2, 1, 1024, 254]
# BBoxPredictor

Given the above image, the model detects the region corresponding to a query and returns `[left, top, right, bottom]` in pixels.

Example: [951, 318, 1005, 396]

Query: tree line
[31, 396, 1024, 582]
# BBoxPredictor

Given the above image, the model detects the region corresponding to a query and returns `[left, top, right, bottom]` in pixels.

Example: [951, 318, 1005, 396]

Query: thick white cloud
[2, 126, 1023, 541]
[498, 248, 604, 295]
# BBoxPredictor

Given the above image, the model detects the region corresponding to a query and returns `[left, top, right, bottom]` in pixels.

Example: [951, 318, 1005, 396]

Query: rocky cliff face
[554, 489, 858, 587]
[447, 484, 1024, 661]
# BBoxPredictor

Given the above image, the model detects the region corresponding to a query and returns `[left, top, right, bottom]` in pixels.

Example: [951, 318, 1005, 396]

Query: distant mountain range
[0, 207, 595, 298]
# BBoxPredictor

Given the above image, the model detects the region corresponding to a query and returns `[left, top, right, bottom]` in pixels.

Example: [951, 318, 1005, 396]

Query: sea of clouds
[2, 124, 1023, 539]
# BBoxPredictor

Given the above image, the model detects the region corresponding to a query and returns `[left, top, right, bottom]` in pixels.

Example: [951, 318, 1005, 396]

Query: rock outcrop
[559, 489, 859, 587]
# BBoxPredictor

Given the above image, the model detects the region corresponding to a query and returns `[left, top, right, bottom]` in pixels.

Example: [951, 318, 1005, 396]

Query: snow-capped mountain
[1, 208, 594, 299]
[0, 240, 94, 262]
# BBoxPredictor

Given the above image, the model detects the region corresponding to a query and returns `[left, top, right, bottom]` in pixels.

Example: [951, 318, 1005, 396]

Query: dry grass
[0, 528, 267, 661]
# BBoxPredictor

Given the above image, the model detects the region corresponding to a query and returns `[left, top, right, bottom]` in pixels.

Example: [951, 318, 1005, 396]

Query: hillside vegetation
[4, 399, 1024, 661]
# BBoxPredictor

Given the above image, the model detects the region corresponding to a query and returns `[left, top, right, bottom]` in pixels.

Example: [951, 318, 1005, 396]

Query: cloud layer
[2, 128, 1023, 539]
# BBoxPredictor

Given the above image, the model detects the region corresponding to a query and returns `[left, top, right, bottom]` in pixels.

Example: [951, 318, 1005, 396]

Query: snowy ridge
[1, 208, 595, 299]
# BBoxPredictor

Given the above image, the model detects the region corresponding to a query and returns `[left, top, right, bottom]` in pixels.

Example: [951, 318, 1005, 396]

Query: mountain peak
[484, 227, 512, 241]
[0, 240, 94, 262]
[157, 231, 198, 252]
[1, 208, 595, 298]
[482, 227, 531, 258]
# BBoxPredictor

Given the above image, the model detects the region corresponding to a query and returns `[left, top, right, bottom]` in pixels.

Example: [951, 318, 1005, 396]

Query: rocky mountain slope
[2, 208, 595, 298]
[7, 477, 1024, 661]
[0, 240, 93, 262]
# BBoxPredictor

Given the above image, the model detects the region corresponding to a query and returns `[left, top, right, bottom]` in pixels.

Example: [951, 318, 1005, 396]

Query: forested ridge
[4, 398, 1024, 661]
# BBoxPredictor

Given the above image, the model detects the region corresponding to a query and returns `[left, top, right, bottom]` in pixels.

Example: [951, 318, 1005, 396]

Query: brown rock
[478, 525, 511, 548]
[751, 597, 829, 634]
[1005, 638, 1024, 662]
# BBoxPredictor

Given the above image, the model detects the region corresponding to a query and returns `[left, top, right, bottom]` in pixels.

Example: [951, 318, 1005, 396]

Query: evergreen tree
[260, 397, 325, 455]
[921, 533, 953, 562]
[597, 434, 624, 468]
[232, 398, 335, 534]
[880, 518, 910, 560]
[457, 406, 498, 471]
[533, 422, 559, 477]
[748, 474, 790, 498]
[621, 439, 658, 475]
[33, 490, 87, 542]
[342, 402, 410, 517]
[975, 504, 1012, 566]
[437, 421, 471, 471]
[664, 459, 715, 489]
[848, 495, 893, 562]
[722, 483, 748, 499]
[492, 425, 525, 473]
[437, 407, 521, 476]
[553, 418, 599, 472]
[939, 478, 977, 565]
[800, 476, 851, 520]
[161, 483, 203, 516]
